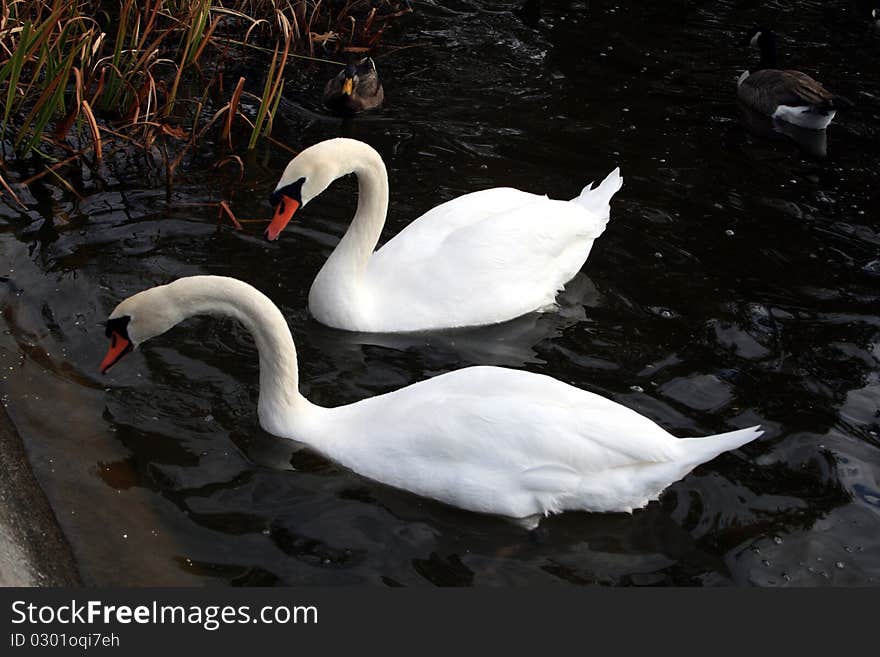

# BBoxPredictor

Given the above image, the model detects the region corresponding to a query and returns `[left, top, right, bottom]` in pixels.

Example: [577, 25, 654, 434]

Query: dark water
[2, 0, 879, 585]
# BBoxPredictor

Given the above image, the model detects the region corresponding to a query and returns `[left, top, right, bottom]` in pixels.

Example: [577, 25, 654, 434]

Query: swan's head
[100, 285, 183, 374]
[266, 141, 344, 241]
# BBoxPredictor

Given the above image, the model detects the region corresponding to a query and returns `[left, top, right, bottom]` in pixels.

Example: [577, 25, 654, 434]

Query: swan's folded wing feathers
[373, 188, 540, 266]
[320, 367, 686, 518]
[372, 188, 605, 273]
[365, 197, 599, 328]
[368, 368, 682, 472]
[521, 464, 582, 493]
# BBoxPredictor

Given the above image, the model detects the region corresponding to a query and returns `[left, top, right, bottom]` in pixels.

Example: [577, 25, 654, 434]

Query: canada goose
[323, 57, 384, 114]
[737, 28, 851, 130]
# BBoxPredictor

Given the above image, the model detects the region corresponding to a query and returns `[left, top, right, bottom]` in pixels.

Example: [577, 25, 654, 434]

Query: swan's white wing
[365, 192, 607, 329]
[374, 188, 546, 265]
[314, 367, 681, 518]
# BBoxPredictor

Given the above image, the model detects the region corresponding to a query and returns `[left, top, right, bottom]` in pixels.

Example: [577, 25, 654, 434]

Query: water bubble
[835, 562, 845, 569]
[204, 414, 214, 422]
[725, 229, 735, 236]
[773, 536, 783, 545]
[762, 559, 771, 567]
[654, 251, 663, 258]
[629, 385, 644, 393]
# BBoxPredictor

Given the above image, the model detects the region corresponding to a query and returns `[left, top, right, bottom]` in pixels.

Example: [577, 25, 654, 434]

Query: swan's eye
[105, 315, 132, 340]
[270, 177, 306, 207]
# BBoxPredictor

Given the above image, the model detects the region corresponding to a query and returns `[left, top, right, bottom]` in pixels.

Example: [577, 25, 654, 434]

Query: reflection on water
[1, 0, 879, 585]
[737, 102, 829, 159]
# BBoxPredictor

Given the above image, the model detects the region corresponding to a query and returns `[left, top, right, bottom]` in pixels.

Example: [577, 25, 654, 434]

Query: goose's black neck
[757, 33, 778, 71]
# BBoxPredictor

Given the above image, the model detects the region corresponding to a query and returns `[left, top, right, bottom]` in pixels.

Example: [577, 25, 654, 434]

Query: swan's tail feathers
[677, 425, 763, 468]
[571, 167, 623, 219]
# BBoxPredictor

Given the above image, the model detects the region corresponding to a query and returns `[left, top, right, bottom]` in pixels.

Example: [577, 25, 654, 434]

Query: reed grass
[0, 0, 412, 203]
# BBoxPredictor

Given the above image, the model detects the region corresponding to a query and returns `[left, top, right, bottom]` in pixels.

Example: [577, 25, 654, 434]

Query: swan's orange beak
[101, 331, 132, 374]
[265, 195, 300, 241]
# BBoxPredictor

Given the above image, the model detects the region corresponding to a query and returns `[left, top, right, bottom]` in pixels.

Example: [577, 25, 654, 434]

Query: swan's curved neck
[144, 277, 306, 423]
[324, 141, 389, 281]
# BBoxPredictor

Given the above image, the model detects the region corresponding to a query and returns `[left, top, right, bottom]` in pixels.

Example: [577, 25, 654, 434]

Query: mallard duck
[323, 57, 384, 114]
[737, 28, 851, 130]
[101, 275, 762, 529]
[265, 138, 622, 332]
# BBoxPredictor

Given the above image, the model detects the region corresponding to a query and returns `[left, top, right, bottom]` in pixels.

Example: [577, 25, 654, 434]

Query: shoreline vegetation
[0, 0, 413, 216]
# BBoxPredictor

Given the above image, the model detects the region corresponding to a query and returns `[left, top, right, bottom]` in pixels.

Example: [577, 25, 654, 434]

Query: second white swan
[266, 138, 622, 332]
[100, 276, 762, 529]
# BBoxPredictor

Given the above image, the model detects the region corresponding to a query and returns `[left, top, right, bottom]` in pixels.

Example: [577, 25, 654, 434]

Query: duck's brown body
[323, 57, 384, 114]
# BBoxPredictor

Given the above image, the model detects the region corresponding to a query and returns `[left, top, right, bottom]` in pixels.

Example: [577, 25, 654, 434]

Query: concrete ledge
[0, 405, 80, 586]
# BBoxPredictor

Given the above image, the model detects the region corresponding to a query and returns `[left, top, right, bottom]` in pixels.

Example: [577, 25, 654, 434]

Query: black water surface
[1, 0, 879, 586]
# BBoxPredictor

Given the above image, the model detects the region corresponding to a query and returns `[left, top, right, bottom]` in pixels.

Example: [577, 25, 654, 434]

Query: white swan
[100, 276, 762, 529]
[266, 138, 622, 333]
